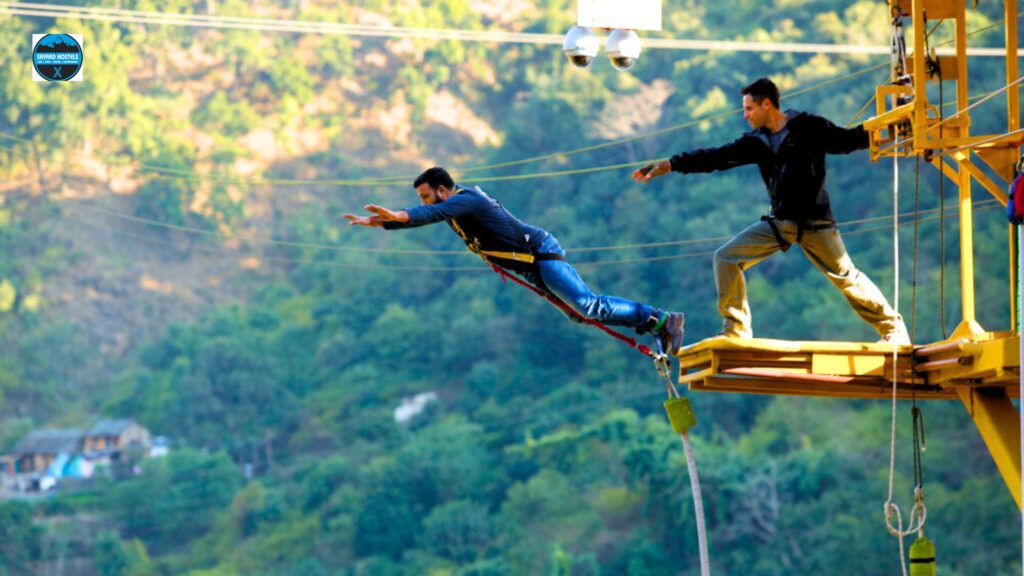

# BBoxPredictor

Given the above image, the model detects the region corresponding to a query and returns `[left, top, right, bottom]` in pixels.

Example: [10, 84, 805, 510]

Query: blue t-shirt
[766, 126, 789, 153]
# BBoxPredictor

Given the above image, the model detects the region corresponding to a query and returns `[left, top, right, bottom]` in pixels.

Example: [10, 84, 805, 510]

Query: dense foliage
[0, 0, 1019, 574]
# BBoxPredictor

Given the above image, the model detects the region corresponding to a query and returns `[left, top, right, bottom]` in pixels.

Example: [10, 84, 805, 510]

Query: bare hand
[343, 213, 382, 227]
[344, 204, 408, 227]
[631, 160, 671, 184]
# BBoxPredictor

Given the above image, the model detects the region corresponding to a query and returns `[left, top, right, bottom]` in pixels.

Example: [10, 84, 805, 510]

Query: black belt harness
[760, 215, 836, 252]
[444, 186, 565, 265]
[449, 218, 564, 265]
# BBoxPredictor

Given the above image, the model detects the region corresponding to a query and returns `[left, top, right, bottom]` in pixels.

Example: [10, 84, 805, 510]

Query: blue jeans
[521, 235, 657, 332]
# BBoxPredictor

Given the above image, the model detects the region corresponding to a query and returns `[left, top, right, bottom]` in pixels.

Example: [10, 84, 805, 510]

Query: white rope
[884, 152, 909, 576]
[880, 154, 913, 573]
[657, 362, 710, 576]
[680, 431, 711, 576]
[884, 154, 929, 576]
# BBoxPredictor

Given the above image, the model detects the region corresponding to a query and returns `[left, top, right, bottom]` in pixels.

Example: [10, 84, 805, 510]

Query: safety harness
[446, 187, 565, 265]
[760, 215, 836, 251]
[753, 116, 839, 252]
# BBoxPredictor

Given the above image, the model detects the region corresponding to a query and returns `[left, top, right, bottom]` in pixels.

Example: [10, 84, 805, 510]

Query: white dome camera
[605, 29, 641, 71]
[563, 26, 599, 68]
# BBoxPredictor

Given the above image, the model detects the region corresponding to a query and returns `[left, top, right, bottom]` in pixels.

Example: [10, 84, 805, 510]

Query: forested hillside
[0, 0, 1020, 574]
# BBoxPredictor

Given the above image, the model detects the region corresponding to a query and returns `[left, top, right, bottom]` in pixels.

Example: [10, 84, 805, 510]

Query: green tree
[132, 134, 198, 228]
[0, 500, 40, 574]
[94, 531, 131, 576]
[108, 448, 243, 552]
[419, 500, 493, 564]
[93, 531, 154, 576]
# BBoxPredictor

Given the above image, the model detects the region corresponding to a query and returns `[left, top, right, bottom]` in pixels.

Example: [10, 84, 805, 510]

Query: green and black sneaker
[655, 312, 685, 356]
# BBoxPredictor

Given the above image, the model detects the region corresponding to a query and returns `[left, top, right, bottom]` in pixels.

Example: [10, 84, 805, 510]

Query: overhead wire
[930, 126, 1024, 160]
[1, 3, 1017, 197]
[449, 62, 891, 179]
[0, 67, 890, 188]
[10, 68, 1011, 190]
[17, 67, 886, 189]
[1, 5, 1014, 189]
[2, 3, 1014, 188]
[64, 195, 1000, 260]
[0, 1, 1012, 56]
[66, 214, 487, 272]
[67, 198, 1002, 272]
[4, 101, 991, 261]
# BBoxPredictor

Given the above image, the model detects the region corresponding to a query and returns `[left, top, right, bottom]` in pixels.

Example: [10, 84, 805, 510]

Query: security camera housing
[563, 26, 599, 68]
[605, 29, 641, 71]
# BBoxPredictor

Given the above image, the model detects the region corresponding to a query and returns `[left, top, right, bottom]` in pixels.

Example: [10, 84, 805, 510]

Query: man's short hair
[741, 77, 780, 109]
[413, 167, 455, 190]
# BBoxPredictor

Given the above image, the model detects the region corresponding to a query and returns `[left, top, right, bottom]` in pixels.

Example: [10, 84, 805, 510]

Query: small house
[83, 419, 152, 455]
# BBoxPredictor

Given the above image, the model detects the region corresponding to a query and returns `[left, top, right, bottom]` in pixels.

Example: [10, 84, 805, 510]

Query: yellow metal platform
[677, 336, 1020, 400]
[676, 334, 1022, 507]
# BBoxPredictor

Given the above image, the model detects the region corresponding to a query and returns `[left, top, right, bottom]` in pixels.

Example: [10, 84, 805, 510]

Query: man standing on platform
[633, 77, 909, 344]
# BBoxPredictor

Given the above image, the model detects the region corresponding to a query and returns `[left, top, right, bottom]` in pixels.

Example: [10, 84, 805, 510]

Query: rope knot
[884, 500, 897, 522]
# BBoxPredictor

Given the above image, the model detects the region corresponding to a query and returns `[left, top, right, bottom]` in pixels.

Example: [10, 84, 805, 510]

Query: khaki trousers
[713, 218, 904, 338]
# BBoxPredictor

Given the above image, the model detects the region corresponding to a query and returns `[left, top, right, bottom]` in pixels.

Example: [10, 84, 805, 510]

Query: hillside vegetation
[0, 0, 1019, 574]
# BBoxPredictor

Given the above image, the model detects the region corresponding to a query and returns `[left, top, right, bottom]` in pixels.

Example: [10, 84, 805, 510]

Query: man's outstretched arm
[631, 138, 758, 185]
[821, 117, 870, 154]
[344, 205, 410, 228]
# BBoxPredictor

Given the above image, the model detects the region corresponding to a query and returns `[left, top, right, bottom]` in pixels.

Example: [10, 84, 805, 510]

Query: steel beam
[957, 386, 1022, 509]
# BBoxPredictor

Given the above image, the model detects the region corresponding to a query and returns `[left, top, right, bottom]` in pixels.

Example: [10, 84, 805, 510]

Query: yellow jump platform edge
[676, 335, 1021, 400]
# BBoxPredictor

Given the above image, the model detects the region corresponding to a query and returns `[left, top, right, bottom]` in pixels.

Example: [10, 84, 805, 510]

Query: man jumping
[345, 166, 686, 354]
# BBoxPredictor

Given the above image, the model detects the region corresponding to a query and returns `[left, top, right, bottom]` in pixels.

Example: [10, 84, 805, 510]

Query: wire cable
[4, 5, 1016, 190]
[65, 196, 999, 260]
[68, 198, 1002, 272]
[2, 2, 1012, 56]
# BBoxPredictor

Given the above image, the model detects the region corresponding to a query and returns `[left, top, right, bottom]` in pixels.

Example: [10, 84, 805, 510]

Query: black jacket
[668, 110, 869, 222]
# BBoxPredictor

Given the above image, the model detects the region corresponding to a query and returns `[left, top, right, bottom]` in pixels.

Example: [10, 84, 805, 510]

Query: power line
[0, 77, 882, 189]
[67, 197, 999, 260]
[1, 5, 1016, 192]
[71, 201, 469, 256]
[20, 60, 1000, 188]
[68, 198, 1001, 272]
[0, 52, 1007, 188]
[8, 74, 1007, 193]
[68, 214, 488, 272]
[2, 2, 1013, 56]
[25, 68, 1011, 189]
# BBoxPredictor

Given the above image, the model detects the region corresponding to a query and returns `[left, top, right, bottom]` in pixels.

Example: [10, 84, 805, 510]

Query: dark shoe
[657, 312, 686, 356]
